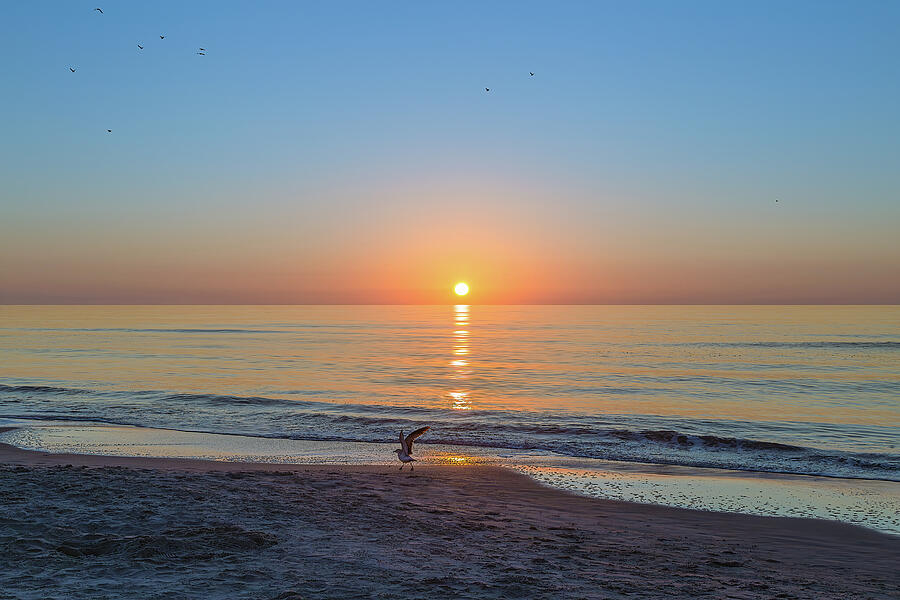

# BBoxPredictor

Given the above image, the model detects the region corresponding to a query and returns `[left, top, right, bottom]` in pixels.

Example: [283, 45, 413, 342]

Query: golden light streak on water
[448, 305, 472, 409]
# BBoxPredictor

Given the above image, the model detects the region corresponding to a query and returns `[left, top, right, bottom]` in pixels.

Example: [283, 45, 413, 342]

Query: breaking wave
[2, 383, 897, 482]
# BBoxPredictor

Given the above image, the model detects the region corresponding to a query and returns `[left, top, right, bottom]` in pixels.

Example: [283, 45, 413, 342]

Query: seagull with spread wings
[394, 426, 429, 471]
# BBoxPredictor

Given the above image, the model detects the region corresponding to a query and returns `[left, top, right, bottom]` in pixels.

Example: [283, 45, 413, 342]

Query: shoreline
[1, 436, 894, 544]
[2, 433, 898, 598]
[2, 419, 897, 484]
[4, 421, 899, 536]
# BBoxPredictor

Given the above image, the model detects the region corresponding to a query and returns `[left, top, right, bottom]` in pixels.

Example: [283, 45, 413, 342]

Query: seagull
[68, 67, 76, 73]
[94, 7, 103, 14]
[159, 35, 165, 39]
[137, 44, 143, 50]
[394, 426, 429, 471]
[106, 129, 111, 133]
[485, 87, 490, 92]
[530, 72, 534, 76]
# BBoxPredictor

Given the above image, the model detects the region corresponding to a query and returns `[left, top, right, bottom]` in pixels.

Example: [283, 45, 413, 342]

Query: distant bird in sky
[106, 129, 111, 133]
[68, 67, 76, 73]
[137, 44, 143, 50]
[199, 47, 206, 51]
[530, 72, 535, 76]
[775, 199, 779, 203]
[394, 426, 429, 471]
[94, 8, 103, 14]
[485, 87, 491, 92]
[159, 35, 165, 39]
[196, 52, 205, 55]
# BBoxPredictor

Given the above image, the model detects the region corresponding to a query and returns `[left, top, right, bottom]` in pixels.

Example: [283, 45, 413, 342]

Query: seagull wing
[404, 426, 430, 455]
[398, 430, 408, 455]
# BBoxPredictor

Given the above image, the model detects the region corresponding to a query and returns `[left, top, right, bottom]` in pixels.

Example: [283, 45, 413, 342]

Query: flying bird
[196, 52, 205, 55]
[199, 47, 206, 51]
[106, 129, 111, 133]
[393, 426, 429, 471]
[530, 72, 534, 76]
[94, 8, 103, 14]
[159, 35, 165, 39]
[485, 87, 490, 92]
[68, 67, 76, 73]
[137, 44, 143, 50]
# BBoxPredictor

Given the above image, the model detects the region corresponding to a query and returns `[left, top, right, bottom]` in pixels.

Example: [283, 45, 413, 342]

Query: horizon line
[2, 303, 898, 307]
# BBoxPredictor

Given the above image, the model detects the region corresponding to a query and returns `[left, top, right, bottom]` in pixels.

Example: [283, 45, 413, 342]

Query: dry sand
[1, 433, 897, 599]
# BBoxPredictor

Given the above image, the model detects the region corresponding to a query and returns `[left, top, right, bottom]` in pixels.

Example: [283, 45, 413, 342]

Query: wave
[606, 428, 805, 451]
[665, 341, 900, 349]
[0, 384, 303, 408]
[26, 328, 286, 334]
[2, 382, 897, 482]
[0, 384, 94, 396]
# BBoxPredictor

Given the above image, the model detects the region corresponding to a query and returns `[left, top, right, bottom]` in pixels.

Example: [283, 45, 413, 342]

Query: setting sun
[2, 3, 897, 600]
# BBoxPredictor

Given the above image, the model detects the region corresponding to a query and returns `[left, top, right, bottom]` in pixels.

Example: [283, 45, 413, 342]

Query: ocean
[1, 304, 899, 531]
[0, 305, 900, 534]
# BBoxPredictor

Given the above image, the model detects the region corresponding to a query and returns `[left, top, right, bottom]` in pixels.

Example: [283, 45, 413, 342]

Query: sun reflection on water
[448, 304, 472, 409]
[426, 452, 490, 465]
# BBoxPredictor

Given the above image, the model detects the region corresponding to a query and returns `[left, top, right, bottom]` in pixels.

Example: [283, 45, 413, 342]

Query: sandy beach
[1, 432, 897, 600]
[6, 1, 900, 597]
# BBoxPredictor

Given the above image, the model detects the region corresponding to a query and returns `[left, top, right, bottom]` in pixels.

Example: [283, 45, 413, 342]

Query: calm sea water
[1, 305, 898, 481]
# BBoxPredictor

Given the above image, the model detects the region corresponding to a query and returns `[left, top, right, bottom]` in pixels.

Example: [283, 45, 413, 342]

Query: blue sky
[1, 1, 898, 303]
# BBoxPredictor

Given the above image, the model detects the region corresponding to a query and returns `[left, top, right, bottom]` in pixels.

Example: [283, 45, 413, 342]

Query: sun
[454, 282, 469, 296]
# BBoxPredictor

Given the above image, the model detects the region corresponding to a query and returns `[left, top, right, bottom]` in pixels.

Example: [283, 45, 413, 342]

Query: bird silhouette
[159, 35, 165, 39]
[94, 7, 103, 14]
[106, 129, 111, 133]
[530, 72, 534, 76]
[485, 87, 491, 92]
[137, 44, 143, 50]
[393, 426, 430, 471]
[196, 52, 205, 55]
[199, 47, 206, 51]
[68, 67, 76, 73]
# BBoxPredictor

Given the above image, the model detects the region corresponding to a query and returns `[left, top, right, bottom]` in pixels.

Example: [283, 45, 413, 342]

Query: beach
[5, 1, 900, 597]
[2, 433, 897, 600]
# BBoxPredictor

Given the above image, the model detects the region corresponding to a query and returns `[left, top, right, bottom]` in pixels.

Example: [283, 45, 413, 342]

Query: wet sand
[1, 434, 898, 599]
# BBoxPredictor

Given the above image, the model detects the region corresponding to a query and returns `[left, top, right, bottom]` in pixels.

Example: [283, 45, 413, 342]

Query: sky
[1, 1, 898, 304]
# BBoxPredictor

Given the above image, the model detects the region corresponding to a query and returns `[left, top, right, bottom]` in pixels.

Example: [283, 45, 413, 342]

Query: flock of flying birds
[74, 7, 536, 134]
[68, 10, 774, 207]
[485, 72, 535, 93]
[70, 8, 207, 133]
